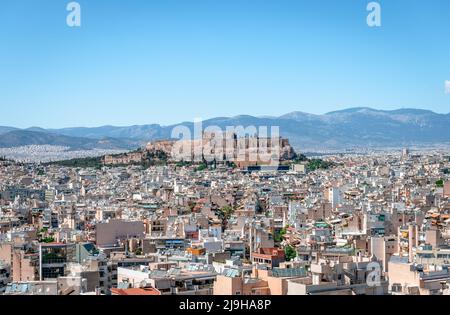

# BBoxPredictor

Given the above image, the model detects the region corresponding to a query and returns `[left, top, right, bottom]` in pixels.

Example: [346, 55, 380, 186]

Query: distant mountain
[0, 130, 141, 150]
[25, 127, 48, 133]
[45, 124, 164, 140]
[276, 108, 450, 148]
[278, 111, 321, 121]
[0, 126, 18, 135]
[1, 107, 449, 150]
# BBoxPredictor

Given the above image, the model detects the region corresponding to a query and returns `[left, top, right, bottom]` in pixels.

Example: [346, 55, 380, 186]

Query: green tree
[219, 205, 234, 220]
[293, 154, 308, 163]
[41, 237, 55, 243]
[196, 163, 208, 172]
[274, 228, 287, 242]
[307, 159, 334, 171]
[285, 246, 297, 261]
[176, 161, 191, 167]
[436, 179, 444, 188]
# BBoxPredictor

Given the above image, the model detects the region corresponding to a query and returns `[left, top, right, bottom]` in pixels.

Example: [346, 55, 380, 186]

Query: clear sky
[1, 0, 450, 128]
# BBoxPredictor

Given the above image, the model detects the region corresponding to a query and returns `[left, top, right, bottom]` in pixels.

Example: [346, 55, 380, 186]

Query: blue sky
[1, 0, 450, 128]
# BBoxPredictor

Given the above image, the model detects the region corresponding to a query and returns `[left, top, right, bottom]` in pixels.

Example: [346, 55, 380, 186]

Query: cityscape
[1, 130, 450, 296]
[1, 0, 450, 301]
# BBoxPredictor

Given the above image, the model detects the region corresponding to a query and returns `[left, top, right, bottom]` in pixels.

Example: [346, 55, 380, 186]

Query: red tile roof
[110, 288, 161, 296]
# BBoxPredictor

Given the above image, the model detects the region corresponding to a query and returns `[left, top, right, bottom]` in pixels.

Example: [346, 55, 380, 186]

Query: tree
[285, 246, 297, 261]
[217, 205, 234, 231]
[176, 161, 191, 167]
[41, 236, 55, 243]
[274, 228, 287, 243]
[307, 159, 334, 171]
[436, 179, 444, 188]
[293, 153, 308, 163]
[196, 163, 208, 172]
[219, 205, 234, 220]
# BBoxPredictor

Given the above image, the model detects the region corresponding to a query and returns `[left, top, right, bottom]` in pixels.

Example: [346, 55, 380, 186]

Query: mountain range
[1, 107, 449, 151]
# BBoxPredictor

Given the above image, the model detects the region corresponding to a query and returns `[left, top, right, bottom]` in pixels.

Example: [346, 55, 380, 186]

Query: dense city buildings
[1, 141, 449, 295]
